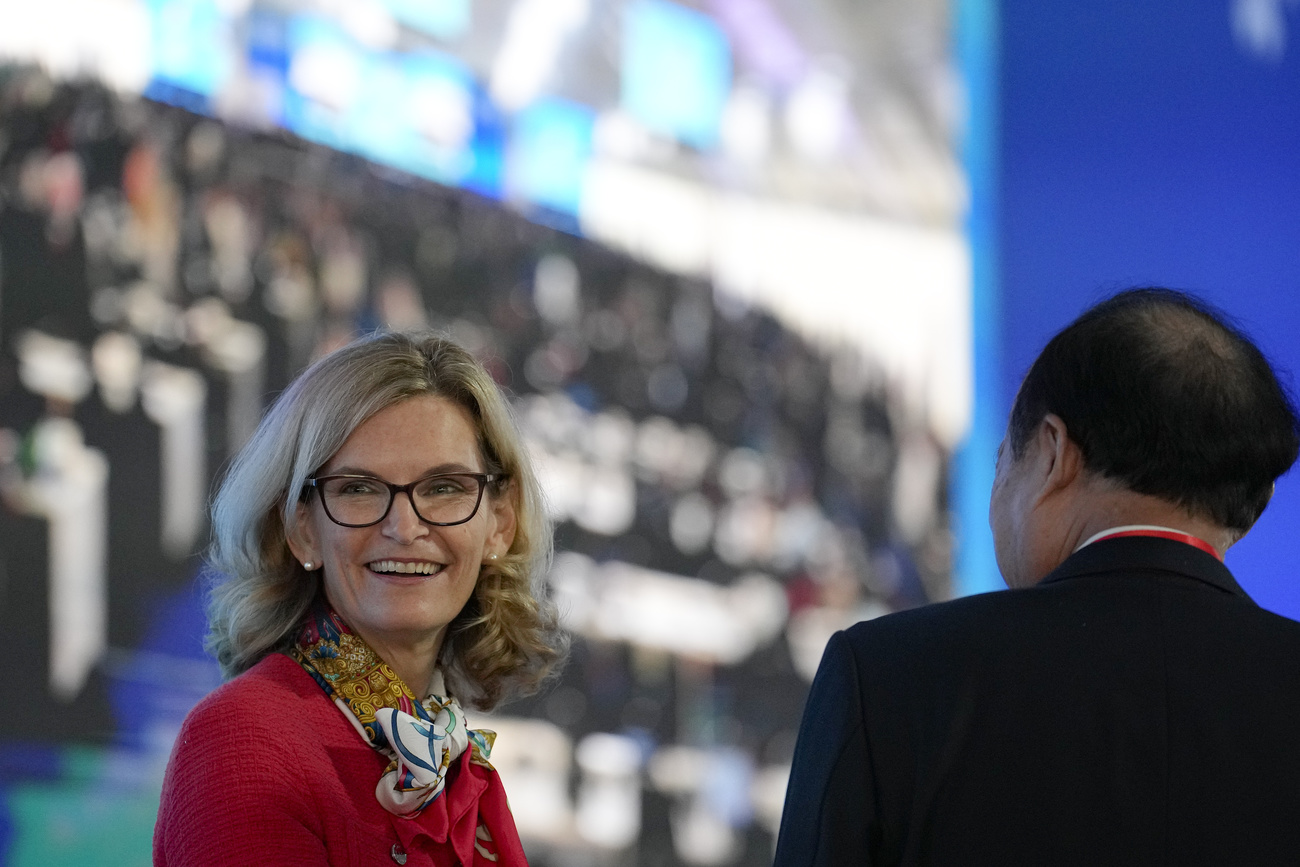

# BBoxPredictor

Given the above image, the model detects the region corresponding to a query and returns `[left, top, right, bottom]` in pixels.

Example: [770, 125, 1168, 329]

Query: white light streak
[490, 0, 590, 111]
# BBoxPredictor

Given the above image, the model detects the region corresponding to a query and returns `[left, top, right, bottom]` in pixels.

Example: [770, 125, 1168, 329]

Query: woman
[154, 332, 565, 866]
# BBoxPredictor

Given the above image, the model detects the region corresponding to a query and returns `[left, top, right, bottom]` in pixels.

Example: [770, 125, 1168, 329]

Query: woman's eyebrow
[320, 462, 480, 478]
[319, 464, 376, 477]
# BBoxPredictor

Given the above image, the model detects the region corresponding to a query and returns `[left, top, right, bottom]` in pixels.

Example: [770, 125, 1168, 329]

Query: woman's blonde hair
[205, 331, 564, 709]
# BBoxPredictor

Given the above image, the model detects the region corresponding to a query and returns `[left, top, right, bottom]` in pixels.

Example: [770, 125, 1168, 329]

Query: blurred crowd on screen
[0, 67, 951, 865]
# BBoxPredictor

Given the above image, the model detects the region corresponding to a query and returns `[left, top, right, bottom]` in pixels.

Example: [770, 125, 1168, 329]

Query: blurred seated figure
[154, 332, 566, 866]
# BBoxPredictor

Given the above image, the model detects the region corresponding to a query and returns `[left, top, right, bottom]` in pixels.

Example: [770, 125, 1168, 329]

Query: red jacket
[154, 653, 525, 866]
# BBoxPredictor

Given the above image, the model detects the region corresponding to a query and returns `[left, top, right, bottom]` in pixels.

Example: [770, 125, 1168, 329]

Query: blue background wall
[996, 0, 1300, 614]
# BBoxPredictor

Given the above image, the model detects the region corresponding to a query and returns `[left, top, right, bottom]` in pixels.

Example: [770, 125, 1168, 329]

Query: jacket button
[391, 843, 407, 865]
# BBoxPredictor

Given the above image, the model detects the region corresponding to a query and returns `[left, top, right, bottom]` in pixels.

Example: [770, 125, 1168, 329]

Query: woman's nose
[381, 491, 429, 543]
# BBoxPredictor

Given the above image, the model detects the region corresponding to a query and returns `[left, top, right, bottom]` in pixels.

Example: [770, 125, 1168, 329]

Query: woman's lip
[366, 567, 446, 586]
[369, 569, 438, 584]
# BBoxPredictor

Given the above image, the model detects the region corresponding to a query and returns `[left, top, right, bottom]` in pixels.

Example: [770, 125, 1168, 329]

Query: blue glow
[464, 96, 507, 199]
[148, 0, 231, 97]
[952, 0, 1003, 597]
[395, 52, 478, 184]
[506, 99, 595, 215]
[246, 8, 291, 78]
[404, 51, 474, 94]
[282, 16, 365, 152]
[383, 0, 471, 42]
[348, 54, 420, 169]
[238, 8, 291, 126]
[621, 0, 732, 149]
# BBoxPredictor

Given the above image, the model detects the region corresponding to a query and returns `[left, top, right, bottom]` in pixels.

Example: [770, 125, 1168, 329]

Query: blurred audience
[0, 68, 951, 866]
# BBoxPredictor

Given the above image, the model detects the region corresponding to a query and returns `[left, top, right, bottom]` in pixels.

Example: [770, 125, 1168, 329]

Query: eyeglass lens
[318, 474, 486, 526]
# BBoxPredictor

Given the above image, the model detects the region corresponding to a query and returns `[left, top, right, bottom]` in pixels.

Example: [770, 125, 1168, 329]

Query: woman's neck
[359, 628, 445, 697]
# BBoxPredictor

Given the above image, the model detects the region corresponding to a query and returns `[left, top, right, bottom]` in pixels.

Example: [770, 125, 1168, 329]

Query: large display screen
[0, 0, 968, 862]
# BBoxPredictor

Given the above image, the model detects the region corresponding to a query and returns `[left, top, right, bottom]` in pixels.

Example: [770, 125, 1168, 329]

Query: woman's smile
[367, 559, 445, 576]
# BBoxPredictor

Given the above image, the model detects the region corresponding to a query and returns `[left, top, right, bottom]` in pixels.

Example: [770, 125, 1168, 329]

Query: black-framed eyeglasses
[304, 472, 505, 528]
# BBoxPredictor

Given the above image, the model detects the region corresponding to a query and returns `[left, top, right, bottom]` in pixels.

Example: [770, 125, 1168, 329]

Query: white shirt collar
[1074, 524, 1194, 553]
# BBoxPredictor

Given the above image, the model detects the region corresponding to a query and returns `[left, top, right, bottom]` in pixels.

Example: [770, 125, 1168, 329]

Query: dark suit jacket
[774, 536, 1300, 866]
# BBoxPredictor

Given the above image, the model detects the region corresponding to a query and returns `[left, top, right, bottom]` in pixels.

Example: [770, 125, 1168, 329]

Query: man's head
[990, 287, 1300, 587]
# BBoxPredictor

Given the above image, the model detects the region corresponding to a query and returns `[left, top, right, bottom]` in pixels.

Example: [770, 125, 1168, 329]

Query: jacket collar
[1039, 535, 1252, 602]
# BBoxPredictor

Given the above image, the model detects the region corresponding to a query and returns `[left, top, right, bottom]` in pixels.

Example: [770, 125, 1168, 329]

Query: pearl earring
[489, 553, 499, 561]
[303, 561, 314, 571]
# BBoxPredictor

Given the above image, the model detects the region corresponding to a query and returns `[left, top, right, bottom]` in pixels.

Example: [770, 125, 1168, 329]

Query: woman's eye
[339, 480, 380, 495]
[421, 477, 467, 496]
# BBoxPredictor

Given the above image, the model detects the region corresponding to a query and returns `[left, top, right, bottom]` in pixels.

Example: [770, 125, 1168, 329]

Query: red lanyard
[1089, 528, 1223, 561]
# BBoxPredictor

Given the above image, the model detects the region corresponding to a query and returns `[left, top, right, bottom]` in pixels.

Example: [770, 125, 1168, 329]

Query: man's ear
[1226, 482, 1273, 550]
[1034, 413, 1084, 501]
[285, 501, 319, 568]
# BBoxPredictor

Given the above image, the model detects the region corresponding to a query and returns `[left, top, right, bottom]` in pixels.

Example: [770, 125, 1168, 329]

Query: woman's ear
[484, 484, 518, 562]
[285, 501, 319, 568]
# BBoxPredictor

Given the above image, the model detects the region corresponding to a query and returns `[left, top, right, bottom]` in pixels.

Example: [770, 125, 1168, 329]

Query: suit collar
[1039, 535, 1252, 601]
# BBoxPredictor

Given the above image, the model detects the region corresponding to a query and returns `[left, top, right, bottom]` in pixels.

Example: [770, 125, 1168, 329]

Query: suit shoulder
[177, 653, 323, 743]
[842, 590, 1019, 648]
[1236, 601, 1300, 634]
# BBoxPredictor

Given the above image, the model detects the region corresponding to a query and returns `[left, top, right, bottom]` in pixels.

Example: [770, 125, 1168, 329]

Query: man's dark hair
[1008, 287, 1300, 532]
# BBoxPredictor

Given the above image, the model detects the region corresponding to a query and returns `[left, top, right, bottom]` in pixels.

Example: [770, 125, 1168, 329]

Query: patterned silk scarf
[292, 604, 526, 864]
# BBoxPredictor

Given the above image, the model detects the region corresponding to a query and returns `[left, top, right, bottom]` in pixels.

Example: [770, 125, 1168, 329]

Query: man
[774, 288, 1300, 865]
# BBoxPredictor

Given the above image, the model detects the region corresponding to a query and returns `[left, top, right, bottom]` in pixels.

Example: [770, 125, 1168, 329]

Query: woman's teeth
[369, 560, 440, 575]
